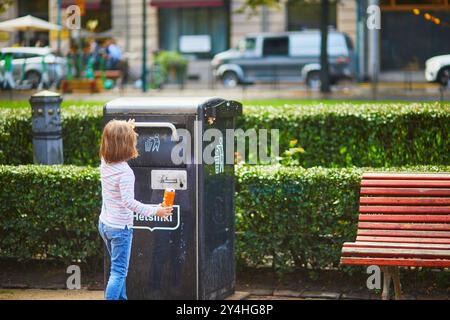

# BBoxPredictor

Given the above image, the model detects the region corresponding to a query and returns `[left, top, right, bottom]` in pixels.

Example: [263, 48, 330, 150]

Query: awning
[150, 0, 224, 8]
[0, 15, 61, 32]
[61, 0, 102, 10]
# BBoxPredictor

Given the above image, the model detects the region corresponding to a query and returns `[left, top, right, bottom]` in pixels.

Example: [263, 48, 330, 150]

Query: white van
[211, 30, 355, 88]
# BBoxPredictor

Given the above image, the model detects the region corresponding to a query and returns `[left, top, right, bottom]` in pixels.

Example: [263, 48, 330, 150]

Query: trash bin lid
[104, 97, 234, 115]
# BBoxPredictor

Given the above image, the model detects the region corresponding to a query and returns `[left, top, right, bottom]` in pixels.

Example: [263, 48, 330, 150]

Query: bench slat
[359, 214, 450, 223]
[340, 257, 450, 267]
[357, 229, 450, 238]
[361, 180, 450, 188]
[359, 205, 450, 214]
[358, 222, 450, 231]
[359, 197, 450, 206]
[362, 173, 450, 180]
[342, 247, 450, 259]
[360, 187, 450, 196]
[356, 236, 450, 244]
[343, 241, 450, 250]
[93, 70, 121, 78]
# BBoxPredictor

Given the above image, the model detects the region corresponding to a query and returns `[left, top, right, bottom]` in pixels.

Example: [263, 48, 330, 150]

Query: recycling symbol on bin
[145, 134, 160, 153]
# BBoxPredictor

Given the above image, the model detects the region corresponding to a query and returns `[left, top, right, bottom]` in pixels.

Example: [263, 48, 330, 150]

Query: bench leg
[391, 266, 402, 300]
[381, 266, 392, 300]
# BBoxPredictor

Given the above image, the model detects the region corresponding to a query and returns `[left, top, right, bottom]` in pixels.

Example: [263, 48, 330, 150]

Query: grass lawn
[241, 99, 427, 106]
[0, 100, 103, 109]
[1, 99, 447, 109]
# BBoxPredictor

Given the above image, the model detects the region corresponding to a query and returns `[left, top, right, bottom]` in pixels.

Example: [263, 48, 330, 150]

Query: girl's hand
[156, 204, 173, 220]
[127, 118, 135, 129]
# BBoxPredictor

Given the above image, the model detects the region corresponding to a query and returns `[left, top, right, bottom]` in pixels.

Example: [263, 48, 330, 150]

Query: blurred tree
[0, 0, 13, 14]
[241, 0, 339, 93]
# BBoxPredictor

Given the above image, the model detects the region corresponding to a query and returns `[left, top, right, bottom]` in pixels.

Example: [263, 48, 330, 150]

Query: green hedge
[242, 103, 450, 167]
[1, 102, 449, 167]
[0, 165, 101, 264]
[0, 106, 102, 165]
[1, 164, 449, 274]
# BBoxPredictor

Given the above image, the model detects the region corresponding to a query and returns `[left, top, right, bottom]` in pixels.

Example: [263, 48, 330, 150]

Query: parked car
[425, 54, 450, 86]
[0, 47, 67, 89]
[211, 30, 355, 88]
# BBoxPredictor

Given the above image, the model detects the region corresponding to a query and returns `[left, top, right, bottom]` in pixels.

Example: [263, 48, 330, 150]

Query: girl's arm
[118, 171, 157, 217]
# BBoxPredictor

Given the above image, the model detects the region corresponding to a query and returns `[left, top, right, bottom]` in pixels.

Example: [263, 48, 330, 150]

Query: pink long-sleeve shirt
[99, 159, 156, 228]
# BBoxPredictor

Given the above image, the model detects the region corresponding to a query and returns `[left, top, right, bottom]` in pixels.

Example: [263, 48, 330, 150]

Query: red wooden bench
[340, 172, 450, 299]
[93, 70, 122, 80]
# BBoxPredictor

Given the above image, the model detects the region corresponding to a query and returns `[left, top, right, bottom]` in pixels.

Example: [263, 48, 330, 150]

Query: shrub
[1, 102, 449, 167]
[0, 108, 32, 165]
[0, 165, 102, 265]
[154, 51, 188, 84]
[242, 103, 450, 167]
[1, 164, 449, 274]
[0, 106, 102, 165]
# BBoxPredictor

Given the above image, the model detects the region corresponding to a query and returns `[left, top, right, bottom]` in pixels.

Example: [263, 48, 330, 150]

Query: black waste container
[103, 97, 242, 300]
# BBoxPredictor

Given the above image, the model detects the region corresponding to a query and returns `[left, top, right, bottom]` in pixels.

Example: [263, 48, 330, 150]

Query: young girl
[98, 119, 172, 300]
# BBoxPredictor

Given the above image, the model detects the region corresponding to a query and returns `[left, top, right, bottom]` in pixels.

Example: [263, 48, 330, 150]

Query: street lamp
[142, 0, 147, 93]
[57, 0, 61, 53]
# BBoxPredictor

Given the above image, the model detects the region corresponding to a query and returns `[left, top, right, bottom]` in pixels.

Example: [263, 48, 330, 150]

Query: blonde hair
[100, 120, 139, 163]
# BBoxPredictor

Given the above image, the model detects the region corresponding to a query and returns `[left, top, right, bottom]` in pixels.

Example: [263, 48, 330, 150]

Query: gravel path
[0, 289, 307, 300]
[0, 289, 104, 300]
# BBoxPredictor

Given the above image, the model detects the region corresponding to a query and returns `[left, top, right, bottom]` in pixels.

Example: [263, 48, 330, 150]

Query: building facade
[1, 0, 450, 82]
[50, 0, 301, 82]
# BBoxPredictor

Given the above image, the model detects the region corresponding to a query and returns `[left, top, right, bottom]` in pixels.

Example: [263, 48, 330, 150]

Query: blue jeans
[98, 220, 133, 300]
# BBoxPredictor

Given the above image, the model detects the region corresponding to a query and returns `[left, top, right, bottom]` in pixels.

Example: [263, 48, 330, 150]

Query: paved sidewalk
[1, 82, 448, 102]
[1, 288, 448, 300]
[1, 260, 448, 301]
[0, 289, 282, 300]
[0, 289, 341, 300]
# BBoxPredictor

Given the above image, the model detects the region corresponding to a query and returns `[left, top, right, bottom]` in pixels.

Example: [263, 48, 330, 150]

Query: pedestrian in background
[1, 52, 15, 89]
[105, 38, 122, 70]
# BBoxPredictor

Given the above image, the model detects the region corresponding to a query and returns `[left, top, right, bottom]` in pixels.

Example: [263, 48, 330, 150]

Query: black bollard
[29, 90, 64, 165]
